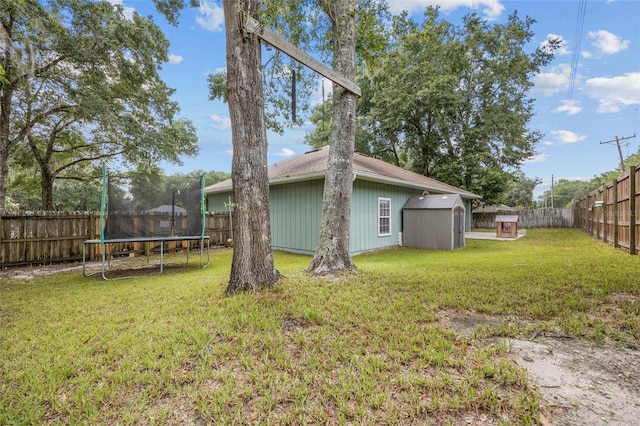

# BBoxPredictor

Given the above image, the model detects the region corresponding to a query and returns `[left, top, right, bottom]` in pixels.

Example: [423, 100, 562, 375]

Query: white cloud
[581, 50, 592, 59]
[196, 1, 225, 32]
[540, 34, 570, 56]
[533, 64, 572, 96]
[588, 30, 630, 54]
[274, 148, 295, 157]
[225, 149, 233, 156]
[386, 0, 504, 20]
[553, 100, 582, 115]
[584, 72, 640, 113]
[550, 130, 586, 144]
[208, 113, 231, 130]
[543, 141, 554, 146]
[524, 153, 549, 164]
[106, 0, 135, 21]
[168, 53, 183, 64]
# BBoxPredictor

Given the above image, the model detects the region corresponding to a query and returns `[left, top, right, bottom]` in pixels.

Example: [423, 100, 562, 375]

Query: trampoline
[83, 165, 210, 280]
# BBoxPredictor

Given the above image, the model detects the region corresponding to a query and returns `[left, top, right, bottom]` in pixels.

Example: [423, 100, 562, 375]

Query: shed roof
[205, 146, 480, 199]
[495, 215, 519, 222]
[403, 194, 464, 210]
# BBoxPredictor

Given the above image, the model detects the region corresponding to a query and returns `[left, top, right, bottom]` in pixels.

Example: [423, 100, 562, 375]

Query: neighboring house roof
[146, 204, 187, 213]
[473, 204, 516, 213]
[205, 146, 481, 199]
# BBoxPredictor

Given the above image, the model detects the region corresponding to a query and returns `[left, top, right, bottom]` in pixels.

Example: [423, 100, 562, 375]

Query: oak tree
[306, 0, 358, 275]
[361, 8, 559, 203]
[0, 0, 198, 211]
[222, 0, 281, 294]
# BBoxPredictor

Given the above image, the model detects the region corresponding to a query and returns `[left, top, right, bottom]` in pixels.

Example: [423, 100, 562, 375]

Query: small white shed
[402, 194, 466, 250]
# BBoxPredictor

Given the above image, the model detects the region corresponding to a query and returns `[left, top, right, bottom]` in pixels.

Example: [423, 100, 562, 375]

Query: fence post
[603, 185, 609, 243]
[587, 193, 595, 237]
[612, 178, 619, 248]
[630, 165, 636, 255]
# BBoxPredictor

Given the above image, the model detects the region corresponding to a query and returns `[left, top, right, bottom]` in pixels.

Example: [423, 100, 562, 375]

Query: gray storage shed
[402, 194, 466, 250]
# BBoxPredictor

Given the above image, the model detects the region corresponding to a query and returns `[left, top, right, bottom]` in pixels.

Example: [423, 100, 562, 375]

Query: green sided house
[205, 146, 481, 255]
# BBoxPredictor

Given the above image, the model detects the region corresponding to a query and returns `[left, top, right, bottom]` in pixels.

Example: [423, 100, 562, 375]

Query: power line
[567, 0, 587, 106]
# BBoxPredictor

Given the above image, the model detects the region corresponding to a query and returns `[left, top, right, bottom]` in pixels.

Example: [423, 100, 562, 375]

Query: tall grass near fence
[1, 229, 638, 425]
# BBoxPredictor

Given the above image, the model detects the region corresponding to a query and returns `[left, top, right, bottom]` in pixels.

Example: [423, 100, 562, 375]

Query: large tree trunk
[0, 146, 8, 212]
[307, 0, 357, 275]
[223, 0, 281, 295]
[0, 80, 13, 212]
[40, 168, 54, 210]
[28, 133, 55, 210]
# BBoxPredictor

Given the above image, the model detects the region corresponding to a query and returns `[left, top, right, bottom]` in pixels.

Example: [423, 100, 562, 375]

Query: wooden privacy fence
[576, 164, 639, 254]
[0, 211, 231, 268]
[472, 208, 578, 229]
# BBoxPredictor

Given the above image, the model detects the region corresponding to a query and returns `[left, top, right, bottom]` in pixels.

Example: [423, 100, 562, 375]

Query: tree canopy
[6, 166, 229, 212]
[502, 172, 541, 209]
[1, 0, 199, 211]
[306, 7, 559, 204]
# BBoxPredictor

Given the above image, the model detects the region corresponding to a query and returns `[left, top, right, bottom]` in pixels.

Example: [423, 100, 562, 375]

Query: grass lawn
[1, 229, 638, 425]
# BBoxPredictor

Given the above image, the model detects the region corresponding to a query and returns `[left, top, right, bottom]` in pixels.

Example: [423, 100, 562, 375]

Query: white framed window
[378, 198, 391, 236]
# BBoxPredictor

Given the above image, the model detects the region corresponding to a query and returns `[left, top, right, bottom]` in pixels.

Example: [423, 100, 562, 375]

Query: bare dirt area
[0, 261, 88, 280]
[0, 257, 195, 280]
[439, 310, 640, 425]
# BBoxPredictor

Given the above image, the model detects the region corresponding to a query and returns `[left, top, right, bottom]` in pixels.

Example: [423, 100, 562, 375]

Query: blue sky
[113, 0, 639, 198]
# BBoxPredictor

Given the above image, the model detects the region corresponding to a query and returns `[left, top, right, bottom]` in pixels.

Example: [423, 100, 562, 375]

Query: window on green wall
[378, 198, 391, 236]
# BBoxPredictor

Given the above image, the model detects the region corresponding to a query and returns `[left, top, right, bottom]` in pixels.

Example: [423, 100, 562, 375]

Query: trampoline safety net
[103, 170, 205, 240]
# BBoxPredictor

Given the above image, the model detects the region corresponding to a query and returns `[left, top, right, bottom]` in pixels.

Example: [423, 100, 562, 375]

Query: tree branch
[52, 151, 127, 176]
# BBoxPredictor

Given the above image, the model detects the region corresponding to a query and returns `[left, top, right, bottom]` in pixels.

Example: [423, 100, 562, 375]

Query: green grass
[1, 229, 638, 425]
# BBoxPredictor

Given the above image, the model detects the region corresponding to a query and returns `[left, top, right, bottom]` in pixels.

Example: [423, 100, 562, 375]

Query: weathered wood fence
[472, 208, 578, 229]
[0, 211, 231, 268]
[576, 164, 639, 254]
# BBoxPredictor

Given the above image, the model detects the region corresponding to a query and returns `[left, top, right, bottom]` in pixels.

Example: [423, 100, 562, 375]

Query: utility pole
[551, 174, 554, 208]
[600, 134, 637, 172]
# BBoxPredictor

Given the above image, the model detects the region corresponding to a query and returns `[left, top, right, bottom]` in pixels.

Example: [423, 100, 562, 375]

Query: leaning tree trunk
[307, 0, 357, 275]
[0, 84, 13, 212]
[223, 0, 281, 295]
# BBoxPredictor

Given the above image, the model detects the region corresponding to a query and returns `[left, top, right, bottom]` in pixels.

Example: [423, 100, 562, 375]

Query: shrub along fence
[0, 211, 231, 268]
[576, 164, 639, 255]
[472, 208, 578, 229]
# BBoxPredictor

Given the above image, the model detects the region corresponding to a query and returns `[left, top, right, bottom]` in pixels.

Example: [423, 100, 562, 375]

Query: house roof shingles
[205, 146, 481, 199]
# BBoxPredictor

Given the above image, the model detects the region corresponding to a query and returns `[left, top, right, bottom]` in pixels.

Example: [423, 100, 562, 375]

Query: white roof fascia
[269, 171, 326, 185]
[205, 171, 327, 194]
[206, 169, 480, 200]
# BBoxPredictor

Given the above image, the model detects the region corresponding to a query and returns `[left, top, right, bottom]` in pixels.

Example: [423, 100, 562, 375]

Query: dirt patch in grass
[0, 261, 88, 280]
[0, 257, 196, 280]
[439, 310, 640, 425]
